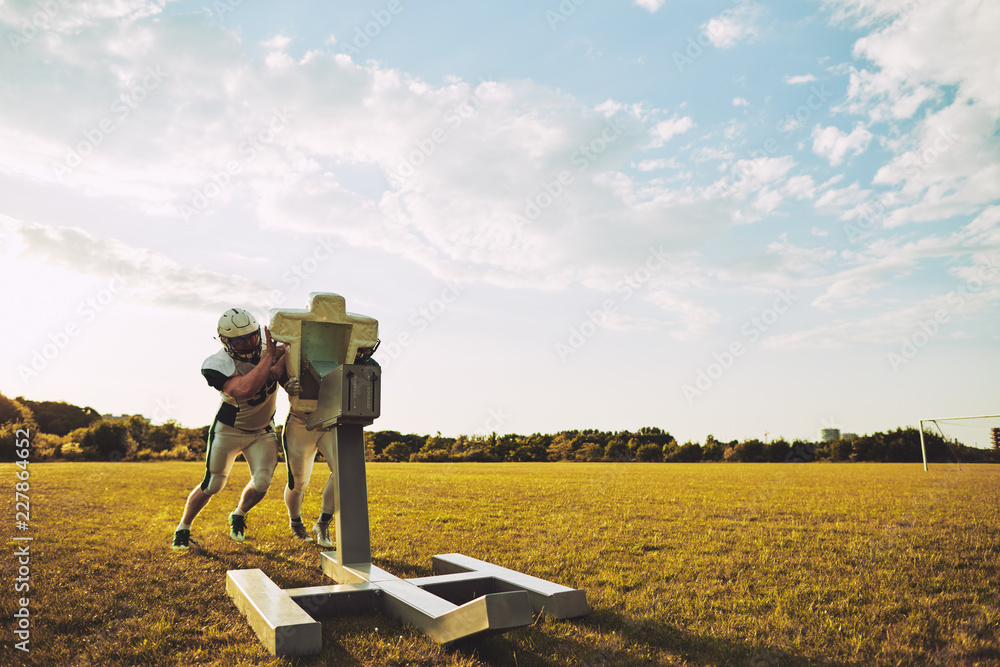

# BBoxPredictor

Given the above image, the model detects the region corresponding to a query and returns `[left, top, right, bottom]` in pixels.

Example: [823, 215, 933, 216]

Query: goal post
[919, 414, 1000, 471]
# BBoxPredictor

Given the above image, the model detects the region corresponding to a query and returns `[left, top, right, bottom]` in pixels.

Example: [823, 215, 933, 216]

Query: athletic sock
[290, 516, 303, 524]
[232, 508, 246, 517]
[319, 512, 333, 523]
[176, 522, 191, 532]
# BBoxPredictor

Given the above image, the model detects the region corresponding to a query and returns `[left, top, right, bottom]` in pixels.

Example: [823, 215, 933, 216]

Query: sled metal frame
[227, 294, 587, 656]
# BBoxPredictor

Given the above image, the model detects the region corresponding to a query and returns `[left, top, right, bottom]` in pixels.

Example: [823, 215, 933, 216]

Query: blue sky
[1, 0, 998, 444]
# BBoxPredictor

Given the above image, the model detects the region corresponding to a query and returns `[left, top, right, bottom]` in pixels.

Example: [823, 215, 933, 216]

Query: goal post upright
[919, 414, 1000, 471]
[919, 420, 928, 471]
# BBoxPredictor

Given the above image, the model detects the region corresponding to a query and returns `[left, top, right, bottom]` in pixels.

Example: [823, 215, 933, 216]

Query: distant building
[821, 428, 841, 442]
[842, 433, 858, 441]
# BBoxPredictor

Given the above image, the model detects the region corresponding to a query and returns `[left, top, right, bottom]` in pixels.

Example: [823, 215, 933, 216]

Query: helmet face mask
[224, 331, 262, 362]
[218, 308, 262, 363]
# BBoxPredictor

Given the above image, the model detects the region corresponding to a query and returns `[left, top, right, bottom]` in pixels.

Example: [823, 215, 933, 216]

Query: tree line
[0, 393, 208, 462]
[1, 392, 997, 464]
[367, 426, 999, 464]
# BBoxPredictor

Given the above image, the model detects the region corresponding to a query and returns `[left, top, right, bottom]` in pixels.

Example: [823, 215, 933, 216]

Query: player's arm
[223, 327, 277, 399]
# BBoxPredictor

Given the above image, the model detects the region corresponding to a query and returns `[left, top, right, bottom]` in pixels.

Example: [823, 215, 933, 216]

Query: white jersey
[201, 349, 278, 431]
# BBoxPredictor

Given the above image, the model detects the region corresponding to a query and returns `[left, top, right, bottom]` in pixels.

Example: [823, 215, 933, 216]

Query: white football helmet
[218, 308, 262, 363]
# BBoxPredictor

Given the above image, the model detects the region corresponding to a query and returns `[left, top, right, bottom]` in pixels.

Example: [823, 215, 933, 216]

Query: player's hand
[284, 376, 302, 396]
[272, 343, 287, 363]
[262, 326, 276, 359]
[268, 344, 287, 380]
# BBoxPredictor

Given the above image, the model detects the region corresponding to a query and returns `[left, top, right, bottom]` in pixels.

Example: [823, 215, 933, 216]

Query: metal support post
[227, 293, 588, 655]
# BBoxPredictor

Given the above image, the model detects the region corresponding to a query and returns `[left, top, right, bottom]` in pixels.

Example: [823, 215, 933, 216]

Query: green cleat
[228, 512, 246, 542]
[172, 529, 191, 550]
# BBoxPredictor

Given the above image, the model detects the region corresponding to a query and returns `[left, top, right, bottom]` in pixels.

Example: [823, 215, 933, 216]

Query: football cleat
[312, 520, 334, 548]
[290, 519, 312, 542]
[229, 512, 246, 542]
[172, 529, 191, 550]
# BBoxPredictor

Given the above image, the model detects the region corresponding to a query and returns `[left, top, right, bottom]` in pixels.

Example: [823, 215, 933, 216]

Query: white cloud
[2, 217, 277, 313]
[600, 312, 663, 331]
[723, 156, 798, 224]
[765, 279, 1000, 348]
[0, 6, 817, 328]
[0, 0, 164, 32]
[731, 156, 797, 192]
[702, 3, 762, 49]
[766, 236, 837, 274]
[732, 97, 749, 106]
[723, 120, 745, 140]
[647, 116, 695, 147]
[824, 0, 1000, 227]
[873, 106, 999, 228]
[261, 34, 292, 52]
[0, 17, 734, 300]
[5, 1, 995, 364]
[811, 122, 873, 166]
[633, 158, 678, 171]
[693, 146, 735, 163]
[633, 0, 666, 13]
[752, 188, 784, 216]
[643, 289, 722, 341]
[783, 74, 817, 85]
[814, 182, 871, 212]
[784, 174, 816, 201]
[805, 216, 1000, 315]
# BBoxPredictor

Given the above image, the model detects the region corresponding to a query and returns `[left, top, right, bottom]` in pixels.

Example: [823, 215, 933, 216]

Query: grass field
[2, 461, 998, 666]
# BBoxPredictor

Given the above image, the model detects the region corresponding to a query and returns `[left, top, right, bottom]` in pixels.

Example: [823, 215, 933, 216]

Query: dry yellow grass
[1, 461, 998, 666]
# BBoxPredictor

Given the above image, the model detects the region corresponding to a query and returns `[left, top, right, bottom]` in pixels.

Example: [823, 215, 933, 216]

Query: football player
[279, 340, 379, 548]
[172, 308, 286, 550]
[280, 403, 338, 548]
